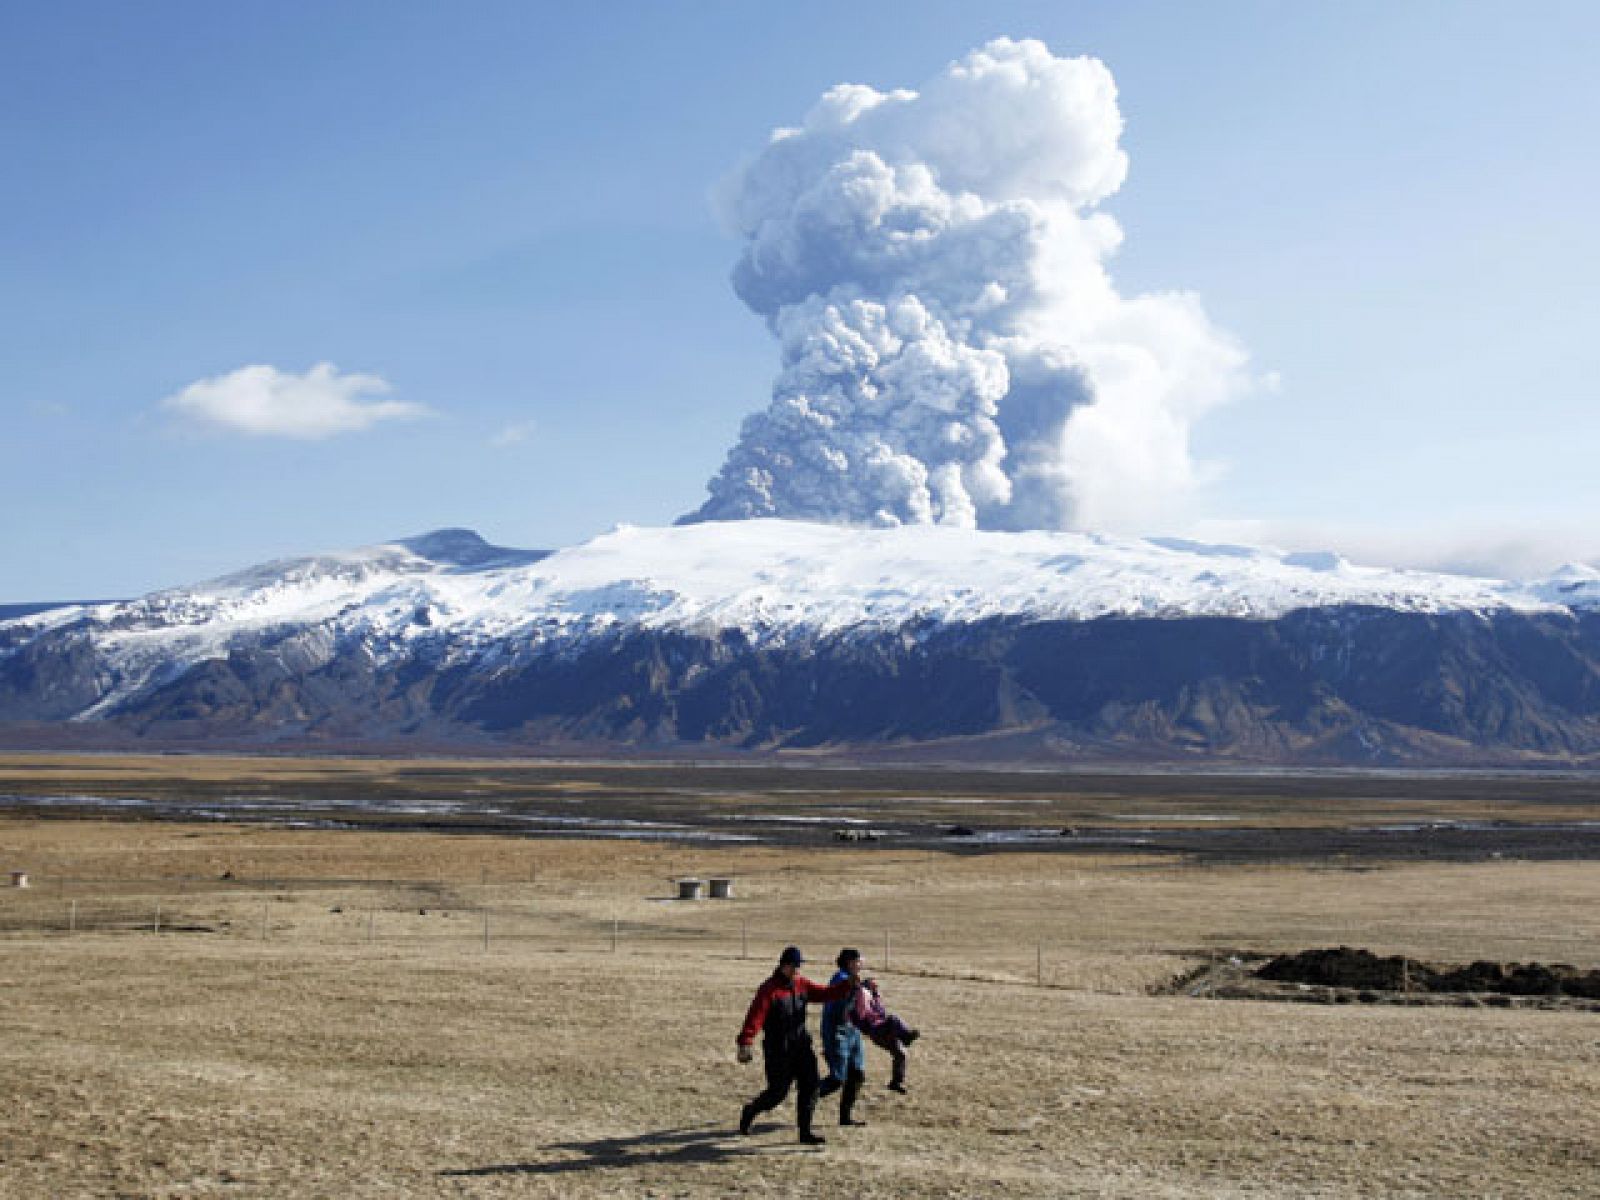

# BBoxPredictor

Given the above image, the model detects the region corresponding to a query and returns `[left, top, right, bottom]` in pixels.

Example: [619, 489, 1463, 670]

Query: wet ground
[4, 756, 1600, 863]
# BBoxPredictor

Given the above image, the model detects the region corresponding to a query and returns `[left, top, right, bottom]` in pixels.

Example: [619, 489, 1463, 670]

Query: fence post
[1037, 942, 1043, 986]
[483, 908, 490, 953]
[261, 903, 269, 941]
[368, 909, 375, 944]
[69, 900, 76, 935]
[612, 915, 619, 953]
[154, 903, 161, 936]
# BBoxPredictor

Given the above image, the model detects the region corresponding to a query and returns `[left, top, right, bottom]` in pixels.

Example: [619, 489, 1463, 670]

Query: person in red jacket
[735, 945, 856, 1144]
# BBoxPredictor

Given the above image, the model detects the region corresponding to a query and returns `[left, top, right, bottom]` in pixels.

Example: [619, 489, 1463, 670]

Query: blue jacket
[820, 969, 862, 1053]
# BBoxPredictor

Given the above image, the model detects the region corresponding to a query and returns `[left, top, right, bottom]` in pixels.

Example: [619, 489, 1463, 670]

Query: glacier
[3, 521, 1598, 761]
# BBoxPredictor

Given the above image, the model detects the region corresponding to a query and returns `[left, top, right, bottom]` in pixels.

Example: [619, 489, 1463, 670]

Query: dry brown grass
[2, 818, 1599, 1197]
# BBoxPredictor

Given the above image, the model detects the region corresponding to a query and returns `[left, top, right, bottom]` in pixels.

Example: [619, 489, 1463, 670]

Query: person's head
[836, 947, 863, 978]
[777, 945, 805, 977]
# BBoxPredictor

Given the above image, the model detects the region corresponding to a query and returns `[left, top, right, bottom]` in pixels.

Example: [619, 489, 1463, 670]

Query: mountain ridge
[3, 521, 1599, 765]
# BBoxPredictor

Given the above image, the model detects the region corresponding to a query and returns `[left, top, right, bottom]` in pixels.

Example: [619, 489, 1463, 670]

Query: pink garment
[850, 982, 904, 1037]
[849, 983, 884, 1029]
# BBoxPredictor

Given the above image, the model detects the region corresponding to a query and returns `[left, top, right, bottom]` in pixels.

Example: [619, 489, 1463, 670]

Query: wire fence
[4, 867, 1597, 994]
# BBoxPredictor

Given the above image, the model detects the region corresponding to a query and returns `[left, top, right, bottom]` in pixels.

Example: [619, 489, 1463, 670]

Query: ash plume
[684, 38, 1249, 532]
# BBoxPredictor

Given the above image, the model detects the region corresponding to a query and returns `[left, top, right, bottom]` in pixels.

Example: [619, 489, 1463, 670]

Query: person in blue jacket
[816, 947, 868, 1125]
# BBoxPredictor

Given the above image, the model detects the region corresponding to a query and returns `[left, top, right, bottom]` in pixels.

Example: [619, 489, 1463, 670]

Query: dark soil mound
[1258, 946, 1600, 999]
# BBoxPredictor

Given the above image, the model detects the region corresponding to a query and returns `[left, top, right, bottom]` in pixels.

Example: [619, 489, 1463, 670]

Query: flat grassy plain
[3, 757, 1600, 1197]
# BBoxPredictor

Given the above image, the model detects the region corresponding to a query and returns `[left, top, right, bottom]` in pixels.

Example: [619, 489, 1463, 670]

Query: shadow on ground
[441, 1122, 818, 1177]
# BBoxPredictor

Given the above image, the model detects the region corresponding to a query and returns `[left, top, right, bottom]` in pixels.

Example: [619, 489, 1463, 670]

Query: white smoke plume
[684, 38, 1249, 532]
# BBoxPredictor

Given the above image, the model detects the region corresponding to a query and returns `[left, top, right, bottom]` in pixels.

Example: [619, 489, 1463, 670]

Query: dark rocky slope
[6, 606, 1599, 764]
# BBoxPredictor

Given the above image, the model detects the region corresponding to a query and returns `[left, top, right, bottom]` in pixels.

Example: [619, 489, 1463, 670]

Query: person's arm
[738, 978, 775, 1047]
[803, 975, 856, 1003]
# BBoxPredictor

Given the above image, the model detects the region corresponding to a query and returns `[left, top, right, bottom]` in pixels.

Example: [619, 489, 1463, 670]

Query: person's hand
[737, 1044, 754, 1064]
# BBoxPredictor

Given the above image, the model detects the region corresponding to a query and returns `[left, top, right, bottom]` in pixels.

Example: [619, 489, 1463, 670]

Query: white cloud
[162, 363, 429, 439]
[490, 420, 536, 448]
[1188, 517, 1600, 581]
[685, 37, 1255, 533]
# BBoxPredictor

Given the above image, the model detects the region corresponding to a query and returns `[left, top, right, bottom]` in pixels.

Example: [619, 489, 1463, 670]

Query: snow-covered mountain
[4, 522, 1600, 764]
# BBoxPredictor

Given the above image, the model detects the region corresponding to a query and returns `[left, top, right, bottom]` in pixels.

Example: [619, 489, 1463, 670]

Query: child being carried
[850, 977, 919, 1093]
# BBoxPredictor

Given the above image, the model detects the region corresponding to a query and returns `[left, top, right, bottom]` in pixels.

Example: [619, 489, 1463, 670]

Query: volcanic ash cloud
[683, 38, 1249, 533]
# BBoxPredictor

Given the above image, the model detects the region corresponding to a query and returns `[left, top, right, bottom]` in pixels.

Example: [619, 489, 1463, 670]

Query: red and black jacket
[738, 971, 854, 1050]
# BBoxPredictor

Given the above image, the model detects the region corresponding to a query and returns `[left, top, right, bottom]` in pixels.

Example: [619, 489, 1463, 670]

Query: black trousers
[747, 1037, 820, 1132]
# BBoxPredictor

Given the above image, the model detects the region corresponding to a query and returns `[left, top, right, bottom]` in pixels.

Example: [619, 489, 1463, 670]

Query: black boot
[799, 1128, 827, 1145]
[840, 1073, 865, 1126]
[888, 1049, 908, 1093]
[738, 1102, 757, 1135]
[888, 1062, 907, 1094]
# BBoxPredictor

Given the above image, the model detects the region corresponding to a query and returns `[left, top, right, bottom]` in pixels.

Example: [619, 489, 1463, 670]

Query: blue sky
[4, 1, 1598, 599]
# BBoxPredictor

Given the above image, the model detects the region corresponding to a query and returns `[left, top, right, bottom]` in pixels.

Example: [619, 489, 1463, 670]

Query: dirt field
[3, 811, 1600, 1198]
